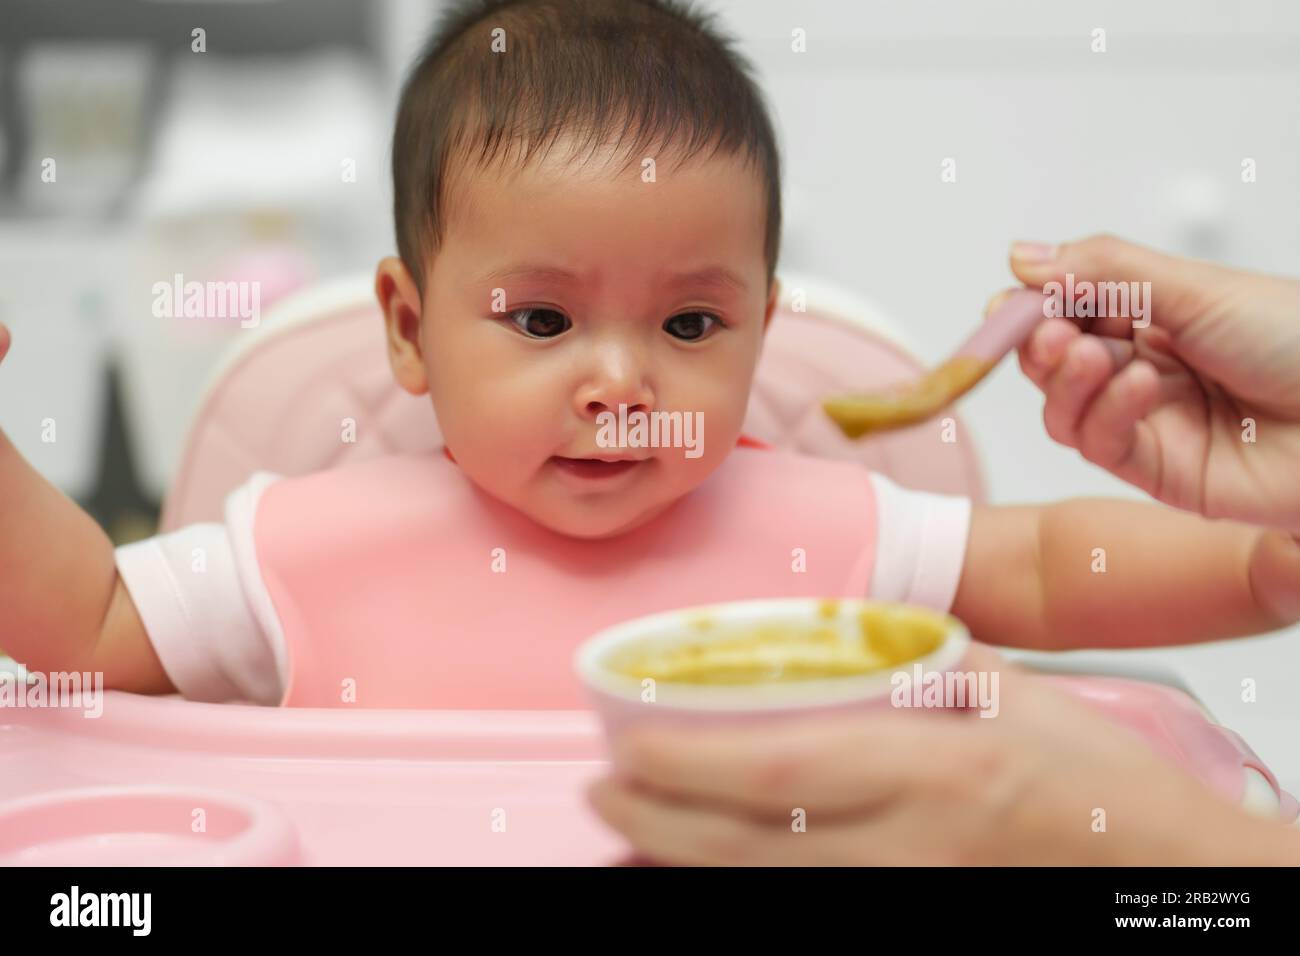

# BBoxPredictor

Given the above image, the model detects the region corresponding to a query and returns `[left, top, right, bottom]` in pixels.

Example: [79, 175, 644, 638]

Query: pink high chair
[1, 272, 1293, 866]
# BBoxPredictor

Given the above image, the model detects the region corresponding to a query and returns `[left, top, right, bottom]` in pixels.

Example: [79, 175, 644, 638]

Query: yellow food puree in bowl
[605, 603, 949, 685]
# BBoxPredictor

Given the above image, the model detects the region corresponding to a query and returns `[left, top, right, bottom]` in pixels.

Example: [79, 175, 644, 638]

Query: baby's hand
[0, 321, 10, 366]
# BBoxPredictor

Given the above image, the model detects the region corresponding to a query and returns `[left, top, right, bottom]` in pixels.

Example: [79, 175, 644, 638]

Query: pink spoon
[823, 288, 1048, 438]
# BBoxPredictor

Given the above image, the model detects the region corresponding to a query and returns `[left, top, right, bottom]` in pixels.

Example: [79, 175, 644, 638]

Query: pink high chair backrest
[160, 272, 985, 531]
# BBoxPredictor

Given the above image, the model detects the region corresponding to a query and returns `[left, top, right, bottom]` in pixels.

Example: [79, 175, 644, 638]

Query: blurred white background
[0, 0, 1297, 775]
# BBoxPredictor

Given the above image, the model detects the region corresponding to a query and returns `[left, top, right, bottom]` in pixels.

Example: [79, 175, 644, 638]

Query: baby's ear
[374, 257, 429, 396]
[762, 277, 782, 333]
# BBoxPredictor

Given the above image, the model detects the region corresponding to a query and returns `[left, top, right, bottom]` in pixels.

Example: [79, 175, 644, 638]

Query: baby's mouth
[548, 455, 647, 481]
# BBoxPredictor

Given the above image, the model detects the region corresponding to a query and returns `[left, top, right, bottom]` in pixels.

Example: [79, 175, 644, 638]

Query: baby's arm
[952, 498, 1300, 651]
[0, 427, 174, 692]
[0, 330, 174, 692]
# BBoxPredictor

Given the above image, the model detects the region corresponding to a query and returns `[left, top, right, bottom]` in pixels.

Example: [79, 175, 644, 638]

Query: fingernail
[1010, 241, 1057, 264]
[1065, 349, 1086, 379]
[1031, 335, 1053, 367]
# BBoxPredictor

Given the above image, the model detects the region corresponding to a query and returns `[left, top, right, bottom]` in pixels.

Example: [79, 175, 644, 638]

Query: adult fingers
[1010, 234, 1221, 339]
[609, 708, 970, 818]
[588, 776, 887, 866]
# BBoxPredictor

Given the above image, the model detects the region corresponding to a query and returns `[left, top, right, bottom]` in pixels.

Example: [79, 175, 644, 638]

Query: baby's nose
[580, 391, 653, 420]
[576, 346, 655, 418]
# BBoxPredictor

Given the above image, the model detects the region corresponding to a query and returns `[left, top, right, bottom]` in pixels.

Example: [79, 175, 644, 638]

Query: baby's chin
[524, 493, 681, 541]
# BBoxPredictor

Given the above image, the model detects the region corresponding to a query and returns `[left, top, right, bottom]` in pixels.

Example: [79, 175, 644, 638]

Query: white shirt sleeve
[113, 472, 288, 705]
[866, 472, 972, 613]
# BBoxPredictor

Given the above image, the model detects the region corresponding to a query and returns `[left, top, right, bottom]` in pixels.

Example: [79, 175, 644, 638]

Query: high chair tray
[1, 678, 1293, 866]
[0, 693, 624, 866]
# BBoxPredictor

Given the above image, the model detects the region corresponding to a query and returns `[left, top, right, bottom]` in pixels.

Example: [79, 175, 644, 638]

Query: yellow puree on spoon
[821, 288, 1050, 438]
[822, 356, 994, 439]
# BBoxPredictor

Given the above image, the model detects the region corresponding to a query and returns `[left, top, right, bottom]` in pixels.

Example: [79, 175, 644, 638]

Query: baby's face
[378, 138, 779, 539]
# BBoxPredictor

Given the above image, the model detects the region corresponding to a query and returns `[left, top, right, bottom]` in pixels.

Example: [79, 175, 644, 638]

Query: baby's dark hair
[391, 0, 782, 294]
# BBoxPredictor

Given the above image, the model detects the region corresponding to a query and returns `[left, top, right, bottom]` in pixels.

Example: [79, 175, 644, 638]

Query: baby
[3, 0, 1299, 709]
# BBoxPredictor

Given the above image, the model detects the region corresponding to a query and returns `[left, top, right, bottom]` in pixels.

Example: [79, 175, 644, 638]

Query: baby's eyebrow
[664, 265, 750, 295]
[474, 263, 585, 287]
[472, 263, 749, 294]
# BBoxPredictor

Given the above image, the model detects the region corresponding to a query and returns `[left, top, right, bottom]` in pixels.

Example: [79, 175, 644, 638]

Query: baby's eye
[664, 311, 721, 342]
[509, 308, 571, 339]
